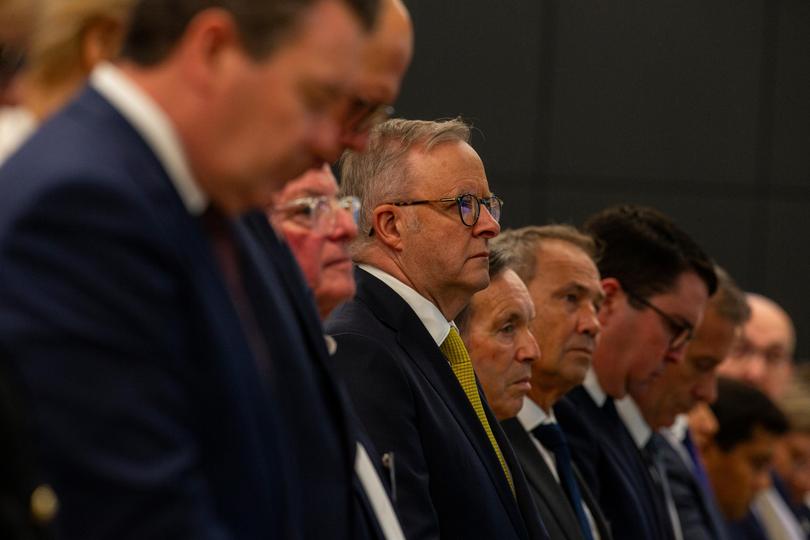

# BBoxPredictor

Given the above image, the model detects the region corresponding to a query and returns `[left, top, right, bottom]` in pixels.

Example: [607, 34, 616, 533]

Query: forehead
[276, 167, 338, 203]
[471, 269, 534, 320]
[530, 240, 600, 291]
[745, 298, 793, 348]
[407, 140, 488, 195]
[651, 271, 709, 320]
[736, 426, 778, 459]
[267, 0, 363, 86]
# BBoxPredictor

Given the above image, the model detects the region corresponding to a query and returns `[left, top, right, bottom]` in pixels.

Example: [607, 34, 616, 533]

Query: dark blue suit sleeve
[330, 332, 440, 540]
[0, 179, 230, 539]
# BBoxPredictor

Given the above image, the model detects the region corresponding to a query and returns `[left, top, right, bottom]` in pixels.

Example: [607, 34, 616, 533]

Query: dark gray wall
[394, 0, 810, 359]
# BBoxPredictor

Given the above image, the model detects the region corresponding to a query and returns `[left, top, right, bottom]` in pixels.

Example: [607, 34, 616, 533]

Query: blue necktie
[532, 423, 595, 540]
[682, 428, 713, 495]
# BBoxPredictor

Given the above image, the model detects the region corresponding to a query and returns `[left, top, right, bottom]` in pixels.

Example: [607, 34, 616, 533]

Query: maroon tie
[201, 207, 271, 376]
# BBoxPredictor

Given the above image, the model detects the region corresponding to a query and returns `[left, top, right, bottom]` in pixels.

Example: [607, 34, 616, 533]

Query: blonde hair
[26, 0, 135, 84]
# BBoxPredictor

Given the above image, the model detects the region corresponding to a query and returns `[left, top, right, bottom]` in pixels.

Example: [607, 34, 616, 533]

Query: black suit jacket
[657, 434, 729, 540]
[0, 85, 352, 539]
[556, 386, 674, 540]
[243, 214, 393, 540]
[326, 268, 549, 540]
[726, 511, 768, 540]
[501, 417, 612, 540]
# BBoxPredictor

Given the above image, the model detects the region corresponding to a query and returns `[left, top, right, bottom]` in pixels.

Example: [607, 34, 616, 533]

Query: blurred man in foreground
[0, 0, 381, 537]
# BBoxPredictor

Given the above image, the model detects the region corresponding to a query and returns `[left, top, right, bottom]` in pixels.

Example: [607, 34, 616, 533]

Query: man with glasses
[623, 266, 749, 540]
[0, 0, 383, 538]
[326, 118, 549, 539]
[555, 205, 717, 540]
[269, 164, 361, 303]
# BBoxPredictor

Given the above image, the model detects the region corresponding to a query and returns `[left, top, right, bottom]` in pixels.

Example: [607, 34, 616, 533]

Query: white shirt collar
[615, 395, 652, 449]
[517, 396, 557, 432]
[90, 62, 207, 215]
[582, 367, 608, 407]
[358, 264, 451, 346]
[667, 414, 690, 442]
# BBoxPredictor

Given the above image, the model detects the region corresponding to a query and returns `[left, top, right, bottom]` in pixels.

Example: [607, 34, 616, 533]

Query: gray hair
[339, 117, 471, 253]
[710, 265, 750, 326]
[489, 224, 598, 284]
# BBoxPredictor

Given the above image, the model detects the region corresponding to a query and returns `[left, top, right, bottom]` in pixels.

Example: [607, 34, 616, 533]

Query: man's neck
[359, 253, 466, 321]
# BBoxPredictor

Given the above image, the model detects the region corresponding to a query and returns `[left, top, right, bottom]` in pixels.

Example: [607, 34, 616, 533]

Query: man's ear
[598, 277, 622, 326]
[371, 204, 405, 251]
[172, 8, 243, 96]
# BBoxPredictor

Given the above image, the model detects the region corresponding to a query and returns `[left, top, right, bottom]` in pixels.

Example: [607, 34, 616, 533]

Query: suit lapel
[502, 418, 583, 540]
[355, 269, 529, 538]
[659, 437, 728, 540]
[573, 464, 613, 540]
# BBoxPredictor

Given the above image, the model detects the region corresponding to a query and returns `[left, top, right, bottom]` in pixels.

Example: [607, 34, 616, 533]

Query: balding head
[340, 0, 413, 150]
[718, 293, 796, 400]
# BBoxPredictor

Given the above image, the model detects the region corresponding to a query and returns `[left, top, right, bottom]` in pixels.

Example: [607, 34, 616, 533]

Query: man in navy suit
[326, 118, 549, 539]
[477, 225, 611, 540]
[628, 267, 750, 540]
[555, 205, 717, 540]
[0, 0, 381, 538]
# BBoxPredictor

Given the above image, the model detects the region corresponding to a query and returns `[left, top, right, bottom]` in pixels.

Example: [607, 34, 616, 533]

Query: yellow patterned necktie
[440, 326, 514, 494]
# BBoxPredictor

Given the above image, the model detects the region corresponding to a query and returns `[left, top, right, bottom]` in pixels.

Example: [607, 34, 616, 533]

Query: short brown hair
[121, 0, 379, 65]
[489, 224, 597, 284]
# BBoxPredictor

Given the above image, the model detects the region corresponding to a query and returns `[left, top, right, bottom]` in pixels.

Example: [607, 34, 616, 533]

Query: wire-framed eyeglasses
[624, 287, 694, 350]
[275, 195, 360, 235]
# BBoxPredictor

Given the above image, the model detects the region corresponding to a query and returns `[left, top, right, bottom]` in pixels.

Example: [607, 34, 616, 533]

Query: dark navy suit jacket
[556, 386, 674, 540]
[326, 268, 549, 540]
[0, 86, 355, 539]
[657, 434, 729, 540]
[501, 417, 612, 540]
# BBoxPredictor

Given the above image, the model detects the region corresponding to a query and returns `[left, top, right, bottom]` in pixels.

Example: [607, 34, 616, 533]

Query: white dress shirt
[0, 106, 35, 165]
[582, 367, 608, 407]
[358, 264, 452, 346]
[91, 62, 207, 215]
[753, 488, 806, 540]
[616, 395, 683, 540]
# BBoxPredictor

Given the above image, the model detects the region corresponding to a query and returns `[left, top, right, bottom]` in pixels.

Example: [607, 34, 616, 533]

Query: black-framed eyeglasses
[344, 99, 394, 135]
[369, 193, 503, 236]
[624, 287, 694, 350]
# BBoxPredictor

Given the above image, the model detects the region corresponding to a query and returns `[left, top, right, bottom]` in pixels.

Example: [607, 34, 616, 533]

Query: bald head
[718, 293, 796, 400]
